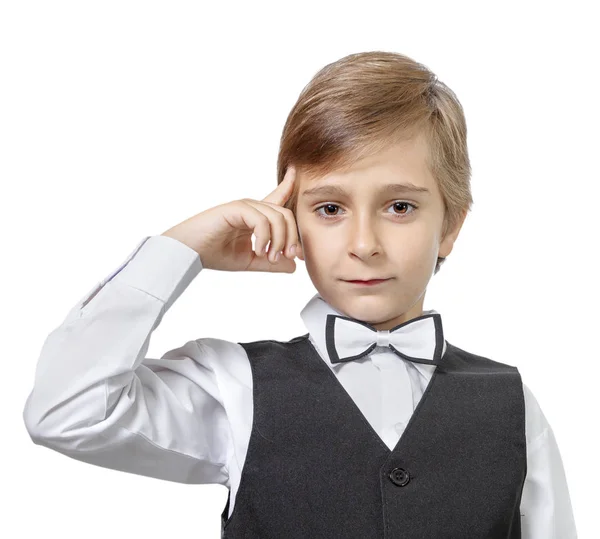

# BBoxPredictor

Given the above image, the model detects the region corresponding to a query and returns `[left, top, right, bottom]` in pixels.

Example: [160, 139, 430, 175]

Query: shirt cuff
[110, 235, 203, 307]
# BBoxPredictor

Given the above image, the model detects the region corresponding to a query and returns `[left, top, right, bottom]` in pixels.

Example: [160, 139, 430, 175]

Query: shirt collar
[299, 292, 447, 377]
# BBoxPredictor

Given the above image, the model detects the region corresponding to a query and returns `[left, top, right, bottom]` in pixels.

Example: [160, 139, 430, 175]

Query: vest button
[389, 467, 410, 487]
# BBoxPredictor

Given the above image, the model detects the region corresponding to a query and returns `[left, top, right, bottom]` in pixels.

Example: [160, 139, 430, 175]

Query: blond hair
[276, 51, 473, 274]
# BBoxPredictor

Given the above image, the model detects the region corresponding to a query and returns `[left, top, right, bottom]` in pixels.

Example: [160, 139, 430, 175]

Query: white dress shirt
[22, 234, 578, 538]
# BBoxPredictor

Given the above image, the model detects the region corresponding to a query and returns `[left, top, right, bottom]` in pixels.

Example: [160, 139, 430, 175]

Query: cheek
[296, 214, 326, 247]
[392, 229, 438, 264]
[404, 231, 435, 253]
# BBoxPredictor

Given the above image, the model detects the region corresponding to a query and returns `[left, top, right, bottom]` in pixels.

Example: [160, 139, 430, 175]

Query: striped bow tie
[325, 312, 444, 366]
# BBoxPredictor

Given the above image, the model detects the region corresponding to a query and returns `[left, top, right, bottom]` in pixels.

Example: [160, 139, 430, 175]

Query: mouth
[344, 278, 392, 286]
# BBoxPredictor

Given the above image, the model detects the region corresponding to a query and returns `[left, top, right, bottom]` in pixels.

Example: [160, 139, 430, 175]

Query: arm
[22, 235, 232, 486]
[520, 384, 578, 538]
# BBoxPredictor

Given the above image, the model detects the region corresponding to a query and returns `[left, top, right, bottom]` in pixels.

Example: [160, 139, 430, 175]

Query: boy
[23, 51, 577, 538]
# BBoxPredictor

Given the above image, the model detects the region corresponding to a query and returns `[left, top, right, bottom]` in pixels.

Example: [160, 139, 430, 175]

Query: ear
[438, 210, 467, 259]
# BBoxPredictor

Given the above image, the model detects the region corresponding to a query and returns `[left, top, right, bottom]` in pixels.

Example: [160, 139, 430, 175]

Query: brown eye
[323, 204, 339, 216]
[393, 202, 410, 214]
[389, 201, 418, 218]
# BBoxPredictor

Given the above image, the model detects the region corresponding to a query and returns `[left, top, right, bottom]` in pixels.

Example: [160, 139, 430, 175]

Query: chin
[342, 299, 395, 321]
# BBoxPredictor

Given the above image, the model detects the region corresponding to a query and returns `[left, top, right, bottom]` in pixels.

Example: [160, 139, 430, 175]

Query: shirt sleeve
[22, 235, 232, 487]
[520, 383, 578, 538]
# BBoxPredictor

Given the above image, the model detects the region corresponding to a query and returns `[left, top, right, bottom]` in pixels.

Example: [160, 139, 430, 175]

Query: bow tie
[325, 313, 444, 366]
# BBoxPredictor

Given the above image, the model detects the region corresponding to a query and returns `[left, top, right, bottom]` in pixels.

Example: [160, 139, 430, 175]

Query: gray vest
[221, 334, 526, 538]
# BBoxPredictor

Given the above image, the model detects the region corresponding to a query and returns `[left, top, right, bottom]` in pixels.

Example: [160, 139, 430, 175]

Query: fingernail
[275, 251, 280, 262]
[290, 244, 296, 256]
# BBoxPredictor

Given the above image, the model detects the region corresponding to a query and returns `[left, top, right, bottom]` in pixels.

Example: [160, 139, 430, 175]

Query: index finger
[262, 166, 297, 206]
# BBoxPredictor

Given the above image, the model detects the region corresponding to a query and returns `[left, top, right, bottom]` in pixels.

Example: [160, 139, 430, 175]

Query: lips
[345, 278, 390, 282]
[345, 278, 391, 285]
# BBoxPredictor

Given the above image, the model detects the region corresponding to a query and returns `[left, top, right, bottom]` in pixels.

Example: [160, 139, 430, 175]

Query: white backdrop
[2, 1, 596, 537]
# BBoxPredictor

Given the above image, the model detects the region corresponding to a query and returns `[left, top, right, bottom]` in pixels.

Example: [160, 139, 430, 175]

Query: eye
[314, 201, 419, 220]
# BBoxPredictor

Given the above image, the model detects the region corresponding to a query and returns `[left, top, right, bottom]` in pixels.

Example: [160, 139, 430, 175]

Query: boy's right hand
[160, 166, 304, 273]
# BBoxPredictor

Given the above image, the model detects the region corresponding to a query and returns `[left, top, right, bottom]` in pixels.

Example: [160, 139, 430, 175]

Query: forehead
[298, 135, 435, 199]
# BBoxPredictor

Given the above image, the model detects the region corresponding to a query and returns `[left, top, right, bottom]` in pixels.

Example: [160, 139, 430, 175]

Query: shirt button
[388, 467, 410, 487]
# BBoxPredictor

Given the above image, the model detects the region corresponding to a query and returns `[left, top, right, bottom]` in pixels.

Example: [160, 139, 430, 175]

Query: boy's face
[295, 132, 466, 330]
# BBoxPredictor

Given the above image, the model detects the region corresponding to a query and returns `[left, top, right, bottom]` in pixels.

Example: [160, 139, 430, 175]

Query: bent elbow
[22, 382, 108, 450]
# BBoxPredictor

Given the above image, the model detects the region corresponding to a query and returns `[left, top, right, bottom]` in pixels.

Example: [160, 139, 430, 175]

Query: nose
[348, 213, 383, 259]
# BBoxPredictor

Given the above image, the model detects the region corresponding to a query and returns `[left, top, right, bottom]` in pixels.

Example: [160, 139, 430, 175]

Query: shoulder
[444, 341, 520, 371]
[186, 337, 252, 380]
[446, 343, 549, 446]
[235, 332, 310, 351]
[191, 333, 309, 368]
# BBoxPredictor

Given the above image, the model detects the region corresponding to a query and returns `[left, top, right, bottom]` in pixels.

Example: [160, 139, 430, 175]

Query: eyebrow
[301, 182, 430, 199]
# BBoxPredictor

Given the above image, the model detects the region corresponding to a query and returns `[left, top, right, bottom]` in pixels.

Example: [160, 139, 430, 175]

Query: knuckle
[282, 207, 295, 219]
